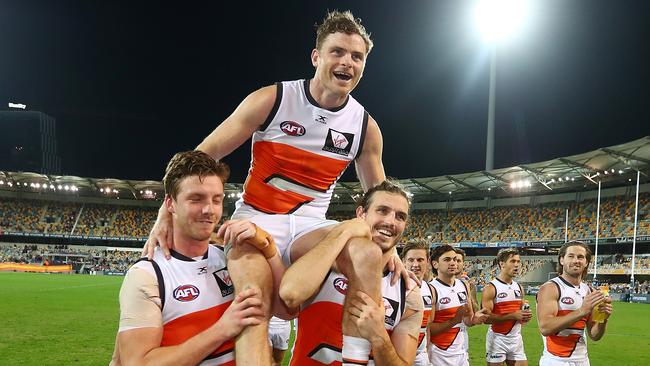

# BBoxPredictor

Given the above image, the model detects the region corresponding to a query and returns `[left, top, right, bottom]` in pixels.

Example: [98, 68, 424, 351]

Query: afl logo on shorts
[173, 285, 200, 302]
[333, 277, 348, 295]
[561, 297, 575, 305]
[497, 292, 508, 299]
[439, 297, 451, 305]
[280, 121, 306, 136]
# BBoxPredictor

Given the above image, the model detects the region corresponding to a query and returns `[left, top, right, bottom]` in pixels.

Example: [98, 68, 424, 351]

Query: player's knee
[341, 237, 382, 272]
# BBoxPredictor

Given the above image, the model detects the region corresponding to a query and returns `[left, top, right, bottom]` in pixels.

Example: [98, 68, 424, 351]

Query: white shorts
[231, 203, 338, 266]
[413, 351, 432, 366]
[428, 350, 468, 366]
[485, 330, 527, 363]
[539, 355, 590, 366]
[267, 316, 291, 351]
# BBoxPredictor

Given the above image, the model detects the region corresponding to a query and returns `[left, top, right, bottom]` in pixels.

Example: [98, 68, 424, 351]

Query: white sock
[342, 335, 370, 365]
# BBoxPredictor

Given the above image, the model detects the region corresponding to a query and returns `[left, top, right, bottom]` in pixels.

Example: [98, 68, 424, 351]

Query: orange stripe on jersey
[291, 301, 344, 366]
[557, 310, 588, 330]
[244, 141, 349, 214]
[546, 333, 582, 358]
[491, 300, 522, 335]
[161, 301, 235, 363]
[545, 309, 589, 358]
[430, 306, 461, 350]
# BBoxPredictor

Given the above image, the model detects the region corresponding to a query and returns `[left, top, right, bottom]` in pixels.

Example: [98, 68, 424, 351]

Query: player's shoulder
[538, 280, 561, 300]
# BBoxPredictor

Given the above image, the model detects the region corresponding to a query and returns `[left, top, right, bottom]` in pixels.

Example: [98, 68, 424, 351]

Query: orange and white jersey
[133, 246, 235, 365]
[416, 282, 434, 355]
[541, 277, 591, 362]
[239, 79, 368, 217]
[488, 278, 524, 336]
[289, 270, 406, 365]
[428, 278, 469, 356]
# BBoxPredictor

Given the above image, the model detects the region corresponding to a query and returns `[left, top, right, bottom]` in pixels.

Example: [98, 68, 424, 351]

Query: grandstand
[1, 137, 649, 288]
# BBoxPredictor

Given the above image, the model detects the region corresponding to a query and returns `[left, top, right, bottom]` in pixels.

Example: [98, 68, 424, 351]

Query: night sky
[1, 1, 648, 183]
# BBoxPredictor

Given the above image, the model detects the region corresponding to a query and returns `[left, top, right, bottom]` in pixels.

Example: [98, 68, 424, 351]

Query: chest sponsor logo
[497, 292, 508, 299]
[514, 289, 522, 298]
[333, 277, 348, 295]
[457, 291, 468, 304]
[383, 297, 399, 326]
[439, 297, 452, 305]
[561, 296, 575, 305]
[173, 285, 200, 302]
[322, 128, 354, 156]
[213, 268, 234, 297]
[280, 121, 306, 136]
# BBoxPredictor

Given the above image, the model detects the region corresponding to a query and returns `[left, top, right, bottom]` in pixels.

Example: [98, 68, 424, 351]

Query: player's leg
[227, 242, 273, 365]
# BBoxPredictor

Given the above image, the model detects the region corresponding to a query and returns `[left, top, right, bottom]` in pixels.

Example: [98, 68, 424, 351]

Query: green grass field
[1, 272, 649, 366]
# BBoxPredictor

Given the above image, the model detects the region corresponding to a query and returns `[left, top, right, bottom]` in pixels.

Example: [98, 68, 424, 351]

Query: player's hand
[596, 298, 613, 322]
[143, 209, 174, 260]
[336, 218, 372, 240]
[215, 288, 265, 339]
[472, 308, 489, 325]
[511, 309, 533, 322]
[580, 290, 606, 316]
[387, 255, 420, 289]
[217, 219, 257, 246]
[348, 291, 388, 344]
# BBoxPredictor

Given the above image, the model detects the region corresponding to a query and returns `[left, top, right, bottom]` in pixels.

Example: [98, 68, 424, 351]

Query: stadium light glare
[611, 169, 615, 173]
[604, 170, 608, 175]
[8, 182, 13, 187]
[64, 185, 69, 191]
[474, 0, 529, 43]
[0, 180, 3, 185]
[618, 170, 623, 174]
[57, 185, 62, 190]
[558, 177, 563, 182]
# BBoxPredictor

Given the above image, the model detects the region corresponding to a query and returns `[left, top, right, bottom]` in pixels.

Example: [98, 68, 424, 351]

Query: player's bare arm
[537, 282, 605, 336]
[354, 115, 385, 191]
[279, 218, 371, 311]
[197, 85, 277, 160]
[144, 85, 277, 259]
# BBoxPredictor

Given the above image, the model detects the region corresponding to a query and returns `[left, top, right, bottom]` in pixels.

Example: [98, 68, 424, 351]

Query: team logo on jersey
[497, 292, 508, 299]
[383, 297, 399, 326]
[514, 289, 522, 298]
[213, 268, 234, 297]
[423, 295, 433, 306]
[457, 291, 468, 304]
[561, 297, 575, 305]
[280, 121, 306, 136]
[322, 128, 354, 156]
[439, 297, 452, 305]
[197, 266, 207, 275]
[333, 277, 348, 295]
[315, 115, 327, 124]
[173, 285, 200, 302]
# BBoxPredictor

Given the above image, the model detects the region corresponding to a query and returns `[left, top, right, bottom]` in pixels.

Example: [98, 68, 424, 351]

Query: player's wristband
[244, 224, 277, 259]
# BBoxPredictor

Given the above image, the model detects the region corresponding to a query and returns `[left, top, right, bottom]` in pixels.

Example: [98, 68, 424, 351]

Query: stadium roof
[1, 136, 648, 204]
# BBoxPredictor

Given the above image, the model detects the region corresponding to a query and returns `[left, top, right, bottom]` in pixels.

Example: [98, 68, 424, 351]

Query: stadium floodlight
[474, 0, 529, 43]
[8, 102, 27, 110]
[475, 0, 530, 171]
[0, 180, 3, 185]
